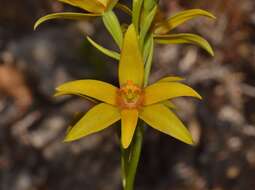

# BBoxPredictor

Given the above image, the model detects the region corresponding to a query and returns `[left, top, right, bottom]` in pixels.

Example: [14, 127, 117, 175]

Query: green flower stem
[121, 145, 129, 188]
[124, 124, 144, 190]
[144, 35, 154, 86]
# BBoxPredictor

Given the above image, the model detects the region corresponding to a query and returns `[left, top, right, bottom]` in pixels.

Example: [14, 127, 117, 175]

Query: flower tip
[122, 137, 132, 149]
[63, 138, 70, 143]
[190, 138, 196, 146]
[191, 90, 203, 100]
[184, 136, 196, 146]
[197, 93, 203, 100]
[210, 14, 217, 20]
[122, 142, 130, 149]
[121, 137, 131, 149]
[53, 90, 63, 97]
[33, 23, 39, 31]
[63, 134, 75, 143]
[34, 18, 43, 31]
[209, 48, 215, 57]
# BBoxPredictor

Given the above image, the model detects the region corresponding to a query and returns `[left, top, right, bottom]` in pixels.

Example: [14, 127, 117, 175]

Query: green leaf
[144, 35, 154, 86]
[102, 10, 123, 48]
[87, 36, 120, 60]
[140, 5, 157, 46]
[34, 12, 100, 30]
[132, 0, 144, 32]
[154, 9, 216, 34]
[155, 33, 214, 56]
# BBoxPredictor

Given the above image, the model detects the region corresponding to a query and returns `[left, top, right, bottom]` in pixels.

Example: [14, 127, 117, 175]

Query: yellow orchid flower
[34, 0, 123, 48]
[55, 24, 201, 148]
[34, 0, 118, 29]
[34, 0, 117, 27]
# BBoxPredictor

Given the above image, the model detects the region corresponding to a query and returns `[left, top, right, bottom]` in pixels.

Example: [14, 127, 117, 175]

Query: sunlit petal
[144, 82, 202, 105]
[54, 91, 98, 103]
[65, 103, 121, 142]
[56, 80, 118, 105]
[139, 103, 194, 145]
[59, 0, 106, 13]
[121, 109, 139, 148]
[119, 24, 144, 87]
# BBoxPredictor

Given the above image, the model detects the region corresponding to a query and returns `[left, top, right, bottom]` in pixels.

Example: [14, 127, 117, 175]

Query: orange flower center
[117, 80, 144, 109]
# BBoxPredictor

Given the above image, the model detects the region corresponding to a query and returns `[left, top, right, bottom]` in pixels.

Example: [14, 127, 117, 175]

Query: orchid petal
[119, 24, 144, 87]
[139, 103, 194, 145]
[121, 109, 139, 148]
[55, 80, 118, 105]
[58, 0, 106, 13]
[64, 103, 120, 142]
[144, 82, 202, 105]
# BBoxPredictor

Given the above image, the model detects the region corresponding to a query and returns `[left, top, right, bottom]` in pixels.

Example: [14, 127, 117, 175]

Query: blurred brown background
[0, 0, 255, 189]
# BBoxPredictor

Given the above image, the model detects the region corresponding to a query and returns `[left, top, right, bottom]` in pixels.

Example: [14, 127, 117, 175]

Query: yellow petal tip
[197, 94, 203, 100]
[122, 138, 132, 149]
[53, 90, 64, 97]
[63, 139, 69, 143]
[63, 136, 72, 143]
[188, 138, 195, 146]
[63, 132, 77, 143]
[122, 142, 130, 149]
